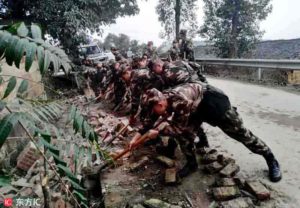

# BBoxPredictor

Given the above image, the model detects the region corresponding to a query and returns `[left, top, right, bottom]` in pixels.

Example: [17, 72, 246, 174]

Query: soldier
[129, 83, 282, 182]
[143, 41, 158, 60]
[178, 29, 195, 61]
[168, 40, 180, 61]
[110, 44, 125, 62]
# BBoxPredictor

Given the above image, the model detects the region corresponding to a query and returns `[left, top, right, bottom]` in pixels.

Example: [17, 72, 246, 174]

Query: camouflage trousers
[172, 106, 271, 164]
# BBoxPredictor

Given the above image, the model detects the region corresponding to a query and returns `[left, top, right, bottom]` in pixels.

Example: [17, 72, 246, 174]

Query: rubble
[129, 156, 150, 171]
[201, 152, 219, 164]
[215, 178, 236, 187]
[143, 198, 180, 208]
[156, 156, 175, 168]
[219, 197, 254, 208]
[245, 181, 271, 200]
[219, 163, 240, 177]
[212, 186, 241, 201]
[204, 161, 224, 174]
[164, 168, 177, 184]
[17, 142, 41, 171]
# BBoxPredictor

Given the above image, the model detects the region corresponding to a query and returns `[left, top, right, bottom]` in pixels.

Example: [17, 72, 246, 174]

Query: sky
[97, 0, 300, 46]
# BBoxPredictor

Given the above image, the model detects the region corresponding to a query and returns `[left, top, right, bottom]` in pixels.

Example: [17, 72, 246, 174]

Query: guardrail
[195, 58, 300, 80]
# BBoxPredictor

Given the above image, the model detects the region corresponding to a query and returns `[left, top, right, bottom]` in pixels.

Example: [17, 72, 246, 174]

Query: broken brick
[204, 161, 224, 174]
[156, 156, 175, 168]
[165, 168, 177, 184]
[216, 178, 236, 187]
[201, 152, 219, 164]
[129, 156, 149, 171]
[17, 142, 40, 171]
[219, 163, 240, 177]
[212, 186, 241, 201]
[220, 197, 254, 208]
[245, 181, 271, 201]
[217, 155, 236, 166]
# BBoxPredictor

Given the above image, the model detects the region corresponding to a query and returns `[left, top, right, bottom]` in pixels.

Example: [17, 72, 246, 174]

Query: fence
[195, 58, 300, 82]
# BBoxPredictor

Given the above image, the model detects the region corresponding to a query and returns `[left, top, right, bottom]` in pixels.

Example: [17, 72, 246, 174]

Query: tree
[156, 0, 199, 39]
[0, 0, 140, 55]
[201, 0, 272, 58]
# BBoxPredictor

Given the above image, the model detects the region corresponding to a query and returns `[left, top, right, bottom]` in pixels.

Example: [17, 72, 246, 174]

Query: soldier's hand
[129, 132, 141, 150]
[148, 129, 159, 139]
[129, 115, 137, 125]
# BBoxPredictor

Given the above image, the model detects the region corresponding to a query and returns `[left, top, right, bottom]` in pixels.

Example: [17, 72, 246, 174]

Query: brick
[217, 155, 236, 166]
[219, 163, 240, 177]
[212, 186, 241, 201]
[156, 156, 175, 168]
[220, 197, 254, 208]
[143, 199, 180, 208]
[165, 168, 177, 184]
[204, 161, 224, 174]
[245, 181, 271, 201]
[201, 152, 219, 164]
[17, 142, 40, 171]
[216, 178, 236, 187]
[129, 156, 149, 171]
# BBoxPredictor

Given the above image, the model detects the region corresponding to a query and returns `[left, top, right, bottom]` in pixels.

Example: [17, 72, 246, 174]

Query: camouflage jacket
[179, 38, 194, 61]
[143, 47, 158, 59]
[130, 68, 163, 115]
[139, 82, 206, 138]
[168, 47, 180, 61]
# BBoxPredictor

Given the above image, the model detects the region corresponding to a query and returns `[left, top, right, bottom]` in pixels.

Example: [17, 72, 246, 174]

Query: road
[205, 77, 300, 207]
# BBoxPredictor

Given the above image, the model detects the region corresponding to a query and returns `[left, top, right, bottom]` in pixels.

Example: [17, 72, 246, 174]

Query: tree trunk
[175, 0, 181, 39]
[229, 0, 240, 58]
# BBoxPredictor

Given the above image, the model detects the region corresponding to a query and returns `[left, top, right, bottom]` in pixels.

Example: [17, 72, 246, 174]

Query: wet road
[205, 77, 300, 207]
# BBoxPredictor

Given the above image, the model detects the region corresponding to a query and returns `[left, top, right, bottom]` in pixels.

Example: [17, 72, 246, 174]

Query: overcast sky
[97, 0, 300, 45]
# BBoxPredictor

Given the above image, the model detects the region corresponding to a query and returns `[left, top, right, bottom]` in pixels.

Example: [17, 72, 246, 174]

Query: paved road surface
[205, 77, 300, 207]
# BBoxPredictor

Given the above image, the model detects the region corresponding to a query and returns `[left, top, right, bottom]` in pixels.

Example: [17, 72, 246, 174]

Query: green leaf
[3, 76, 17, 99]
[14, 38, 29, 68]
[73, 189, 88, 204]
[25, 42, 37, 72]
[17, 80, 29, 95]
[0, 31, 12, 58]
[0, 113, 20, 148]
[82, 121, 90, 139]
[17, 22, 29, 37]
[52, 153, 67, 167]
[43, 50, 51, 72]
[31, 24, 42, 40]
[36, 46, 45, 74]
[33, 108, 49, 122]
[73, 112, 83, 134]
[0, 175, 11, 187]
[57, 164, 80, 184]
[40, 134, 60, 156]
[68, 105, 76, 123]
[5, 36, 19, 66]
[0, 101, 6, 112]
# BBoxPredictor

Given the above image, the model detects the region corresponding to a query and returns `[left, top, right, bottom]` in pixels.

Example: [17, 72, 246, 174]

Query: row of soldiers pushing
[84, 30, 281, 183]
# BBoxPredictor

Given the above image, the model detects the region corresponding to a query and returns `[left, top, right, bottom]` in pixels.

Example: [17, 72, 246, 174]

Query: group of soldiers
[84, 29, 281, 183]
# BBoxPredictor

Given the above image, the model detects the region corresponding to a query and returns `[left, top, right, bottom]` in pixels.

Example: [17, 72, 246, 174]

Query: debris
[54, 198, 72, 208]
[215, 178, 236, 187]
[244, 181, 271, 200]
[129, 156, 149, 171]
[143, 198, 180, 208]
[202, 152, 219, 164]
[133, 204, 146, 208]
[217, 155, 236, 166]
[165, 168, 177, 184]
[184, 192, 194, 208]
[212, 186, 241, 201]
[17, 142, 41, 171]
[156, 156, 175, 168]
[204, 161, 224, 174]
[219, 163, 240, 177]
[220, 197, 254, 208]
[11, 178, 33, 188]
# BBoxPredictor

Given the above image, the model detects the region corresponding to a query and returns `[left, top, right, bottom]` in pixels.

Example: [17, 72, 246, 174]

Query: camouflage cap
[142, 88, 166, 107]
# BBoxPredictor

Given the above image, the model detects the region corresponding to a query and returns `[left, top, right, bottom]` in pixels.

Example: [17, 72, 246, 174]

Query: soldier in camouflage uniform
[143, 41, 158, 60]
[168, 40, 180, 61]
[111, 45, 126, 62]
[178, 29, 195, 61]
[129, 82, 282, 182]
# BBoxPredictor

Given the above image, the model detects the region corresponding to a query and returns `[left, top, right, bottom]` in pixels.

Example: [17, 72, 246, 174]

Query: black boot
[178, 155, 198, 178]
[264, 152, 282, 182]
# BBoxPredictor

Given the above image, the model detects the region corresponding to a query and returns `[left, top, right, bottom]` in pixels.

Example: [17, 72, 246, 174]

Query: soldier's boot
[178, 155, 198, 178]
[156, 138, 178, 159]
[264, 152, 282, 182]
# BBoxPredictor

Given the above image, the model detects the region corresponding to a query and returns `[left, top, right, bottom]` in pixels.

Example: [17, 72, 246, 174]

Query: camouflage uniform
[139, 82, 272, 173]
[179, 38, 195, 61]
[168, 46, 180, 61]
